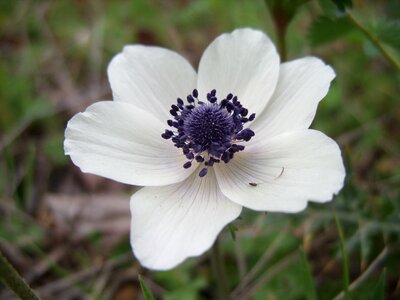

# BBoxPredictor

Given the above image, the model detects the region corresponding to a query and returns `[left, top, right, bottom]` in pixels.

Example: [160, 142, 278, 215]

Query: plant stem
[0, 250, 42, 300]
[210, 238, 230, 300]
[264, 0, 289, 62]
[332, 247, 389, 300]
[347, 11, 400, 70]
[333, 209, 350, 300]
[276, 24, 288, 62]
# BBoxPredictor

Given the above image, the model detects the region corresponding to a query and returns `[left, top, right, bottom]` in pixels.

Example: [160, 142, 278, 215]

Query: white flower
[64, 28, 345, 270]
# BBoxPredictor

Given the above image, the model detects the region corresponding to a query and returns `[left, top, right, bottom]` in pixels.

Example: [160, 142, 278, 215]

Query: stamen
[199, 167, 208, 177]
[183, 161, 192, 169]
[187, 95, 195, 103]
[177, 98, 184, 106]
[162, 89, 256, 177]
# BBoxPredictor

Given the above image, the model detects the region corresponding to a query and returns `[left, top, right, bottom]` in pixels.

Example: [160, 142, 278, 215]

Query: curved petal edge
[215, 130, 345, 212]
[130, 169, 242, 270]
[64, 101, 193, 186]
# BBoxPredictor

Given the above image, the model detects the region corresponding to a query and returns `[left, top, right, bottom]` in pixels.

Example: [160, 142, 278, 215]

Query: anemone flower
[64, 28, 345, 270]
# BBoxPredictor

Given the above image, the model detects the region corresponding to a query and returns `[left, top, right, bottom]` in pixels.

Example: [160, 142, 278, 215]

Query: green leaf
[228, 223, 237, 241]
[374, 20, 400, 51]
[308, 16, 354, 46]
[370, 269, 386, 300]
[164, 278, 207, 300]
[332, 0, 352, 12]
[318, 0, 338, 18]
[334, 210, 350, 300]
[299, 247, 317, 300]
[44, 133, 68, 166]
[138, 275, 156, 300]
[318, 0, 352, 16]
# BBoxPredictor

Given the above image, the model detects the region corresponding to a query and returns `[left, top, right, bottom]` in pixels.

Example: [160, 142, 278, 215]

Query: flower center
[184, 104, 234, 149]
[161, 89, 256, 177]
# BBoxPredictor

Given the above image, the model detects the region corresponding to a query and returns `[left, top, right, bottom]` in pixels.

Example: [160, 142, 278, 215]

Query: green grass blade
[333, 209, 350, 300]
[370, 269, 386, 300]
[138, 274, 156, 300]
[0, 250, 42, 300]
[228, 223, 237, 240]
[299, 246, 317, 300]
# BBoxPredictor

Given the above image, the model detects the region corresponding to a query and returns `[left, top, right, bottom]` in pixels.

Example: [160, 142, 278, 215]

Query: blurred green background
[0, 0, 399, 299]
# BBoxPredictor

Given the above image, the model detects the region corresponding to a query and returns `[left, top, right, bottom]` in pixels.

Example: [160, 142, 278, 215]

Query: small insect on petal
[249, 167, 285, 187]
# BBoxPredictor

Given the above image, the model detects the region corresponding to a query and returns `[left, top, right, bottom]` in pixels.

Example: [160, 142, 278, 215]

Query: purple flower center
[161, 89, 256, 177]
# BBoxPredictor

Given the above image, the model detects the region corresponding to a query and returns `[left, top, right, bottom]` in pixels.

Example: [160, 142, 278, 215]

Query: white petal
[130, 169, 242, 270]
[214, 130, 345, 212]
[197, 28, 280, 115]
[108, 45, 197, 122]
[64, 101, 193, 186]
[252, 57, 335, 138]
